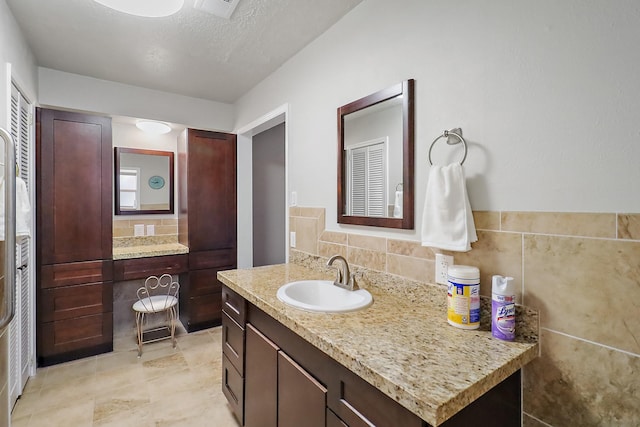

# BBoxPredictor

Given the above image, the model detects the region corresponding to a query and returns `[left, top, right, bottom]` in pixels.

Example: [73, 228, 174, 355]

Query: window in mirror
[114, 147, 174, 215]
[338, 79, 414, 229]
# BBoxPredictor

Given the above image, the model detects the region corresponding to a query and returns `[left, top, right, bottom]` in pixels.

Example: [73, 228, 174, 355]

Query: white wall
[0, 0, 37, 128]
[235, 0, 640, 238]
[39, 68, 235, 132]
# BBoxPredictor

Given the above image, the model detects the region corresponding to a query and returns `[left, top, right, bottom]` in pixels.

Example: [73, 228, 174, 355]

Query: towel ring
[428, 129, 468, 165]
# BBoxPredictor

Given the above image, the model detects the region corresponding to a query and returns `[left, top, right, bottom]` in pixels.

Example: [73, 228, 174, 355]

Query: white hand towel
[392, 190, 403, 218]
[421, 163, 477, 252]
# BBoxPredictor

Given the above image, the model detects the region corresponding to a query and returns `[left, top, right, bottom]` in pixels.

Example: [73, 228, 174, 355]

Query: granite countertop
[112, 236, 189, 260]
[217, 262, 539, 426]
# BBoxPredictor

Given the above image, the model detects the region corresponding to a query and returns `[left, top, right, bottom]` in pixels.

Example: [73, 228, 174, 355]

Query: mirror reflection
[338, 79, 414, 229]
[114, 147, 174, 215]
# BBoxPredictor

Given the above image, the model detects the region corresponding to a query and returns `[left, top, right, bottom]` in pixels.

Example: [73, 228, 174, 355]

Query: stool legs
[136, 311, 145, 357]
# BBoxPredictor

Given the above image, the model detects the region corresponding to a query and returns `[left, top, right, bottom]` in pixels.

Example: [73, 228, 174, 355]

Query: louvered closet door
[347, 141, 386, 217]
[8, 83, 34, 409]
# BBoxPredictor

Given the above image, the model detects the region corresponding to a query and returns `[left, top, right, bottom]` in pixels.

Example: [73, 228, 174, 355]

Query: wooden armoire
[178, 129, 237, 332]
[36, 108, 113, 366]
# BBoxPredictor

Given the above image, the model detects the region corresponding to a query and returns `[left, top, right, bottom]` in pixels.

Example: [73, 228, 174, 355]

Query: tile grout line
[540, 327, 640, 358]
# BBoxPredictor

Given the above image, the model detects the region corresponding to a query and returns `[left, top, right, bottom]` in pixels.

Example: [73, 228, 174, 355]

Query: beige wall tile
[453, 230, 523, 299]
[289, 207, 300, 216]
[317, 210, 326, 236]
[298, 207, 324, 218]
[502, 212, 616, 238]
[523, 329, 640, 427]
[386, 254, 432, 283]
[295, 217, 319, 255]
[113, 227, 134, 237]
[618, 214, 640, 240]
[155, 225, 178, 235]
[289, 216, 297, 234]
[161, 219, 178, 226]
[318, 241, 347, 259]
[387, 239, 434, 259]
[524, 235, 640, 354]
[320, 231, 348, 245]
[473, 211, 500, 231]
[348, 234, 386, 252]
[347, 247, 386, 272]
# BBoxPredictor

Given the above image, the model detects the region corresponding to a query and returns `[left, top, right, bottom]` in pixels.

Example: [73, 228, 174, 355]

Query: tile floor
[10, 326, 240, 427]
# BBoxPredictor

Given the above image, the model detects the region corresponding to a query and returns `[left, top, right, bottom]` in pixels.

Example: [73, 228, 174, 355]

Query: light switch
[146, 225, 155, 236]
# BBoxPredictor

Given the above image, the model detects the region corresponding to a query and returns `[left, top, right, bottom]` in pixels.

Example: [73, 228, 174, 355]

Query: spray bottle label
[492, 294, 515, 341]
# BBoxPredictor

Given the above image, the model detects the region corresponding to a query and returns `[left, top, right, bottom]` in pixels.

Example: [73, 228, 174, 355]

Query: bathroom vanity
[218, 262, 538, 427]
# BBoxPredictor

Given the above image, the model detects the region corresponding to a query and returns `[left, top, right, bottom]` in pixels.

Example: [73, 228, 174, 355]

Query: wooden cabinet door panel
[40, 260, 113, 289]
[41, 282, 112, 322]
[222, 311, 244, 375]
[186, 293, 222, 325]
[37, 109, 112, 265]
[40, 313, 112, 357]
[278, 350, 327, 427]
[222, 354, 244, 425]
[327, 409, 349, 427]
[186, 130, 236, 252]
[244, 323, 279, 427]
[188, 268, 225, 297]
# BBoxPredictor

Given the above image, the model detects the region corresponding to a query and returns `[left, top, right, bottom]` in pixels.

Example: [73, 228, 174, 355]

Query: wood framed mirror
[337, 79, 415, 229]
[114, 147, 174, 215]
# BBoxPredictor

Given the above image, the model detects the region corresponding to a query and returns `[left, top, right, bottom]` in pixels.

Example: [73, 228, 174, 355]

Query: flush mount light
[94, 0, 184, 18]
[136, 120, 172, 134]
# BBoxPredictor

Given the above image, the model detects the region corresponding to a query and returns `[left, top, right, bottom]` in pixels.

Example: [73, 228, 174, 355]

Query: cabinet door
[185, 129, 236, 252]
[37, 108, 112, 265]
[278, 351, 327, 427]
[245, 323, 279, 427]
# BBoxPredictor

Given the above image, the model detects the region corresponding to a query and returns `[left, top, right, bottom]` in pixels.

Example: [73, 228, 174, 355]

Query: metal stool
[133, 273, 179, 357]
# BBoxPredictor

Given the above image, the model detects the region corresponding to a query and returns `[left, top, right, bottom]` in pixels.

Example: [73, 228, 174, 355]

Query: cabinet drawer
[328, 364, 424, 427]
[327, 409, 348, 427]
[222, 285, 245, 325]
[222, 311, 244, 375]
[41, 260, 113, 289]
[113, 254, 188, 281]
[40, 313, 113, 357]
[189, 249, 236, 270]
[222, 354, 244, 425]
[278, 351, 326, 427]
[188, 268, 224, 297]
[41, 282, 113, 322]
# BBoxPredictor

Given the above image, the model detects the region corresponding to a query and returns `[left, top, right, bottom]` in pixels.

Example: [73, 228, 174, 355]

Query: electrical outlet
[435, 254, 454, 285]
[290, 191, 298, 206]
[290, 231, 296, 248]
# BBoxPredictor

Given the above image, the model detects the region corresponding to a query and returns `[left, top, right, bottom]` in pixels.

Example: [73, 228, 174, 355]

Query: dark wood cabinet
[222, 284, 522, 427]
[278, 350, 327, 427]
[113, 254, 188, 281]
[178, 129, 237, 332]
[221, 286, 246, 425]
[36, 108, 113, 366]
[244, 323, 278, 427]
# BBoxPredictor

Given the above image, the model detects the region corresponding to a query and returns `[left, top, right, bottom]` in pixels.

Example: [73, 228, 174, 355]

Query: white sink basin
[277, 280, 373, 313]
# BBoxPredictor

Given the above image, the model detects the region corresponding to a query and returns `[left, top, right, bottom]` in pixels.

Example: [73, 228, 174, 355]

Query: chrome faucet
[326, 255, 356, 291]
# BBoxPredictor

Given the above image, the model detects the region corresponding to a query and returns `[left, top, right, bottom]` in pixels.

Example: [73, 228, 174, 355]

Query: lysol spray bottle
[491, 275, 516, 341]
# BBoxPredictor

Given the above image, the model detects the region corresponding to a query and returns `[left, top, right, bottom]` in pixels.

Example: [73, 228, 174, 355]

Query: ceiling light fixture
[93, 0, 185, 18]
[136, 120, 172, 134]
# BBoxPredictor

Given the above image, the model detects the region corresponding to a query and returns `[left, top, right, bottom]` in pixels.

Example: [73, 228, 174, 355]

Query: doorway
[236, 104, 289, 268]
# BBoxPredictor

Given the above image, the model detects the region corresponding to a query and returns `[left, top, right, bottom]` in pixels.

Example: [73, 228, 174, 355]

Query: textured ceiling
[7, 0, 363, 103]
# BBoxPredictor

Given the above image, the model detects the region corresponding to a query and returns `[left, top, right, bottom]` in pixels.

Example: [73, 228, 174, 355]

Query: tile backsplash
[113, 218, 178, 238]
[289, 207, 640, 427]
